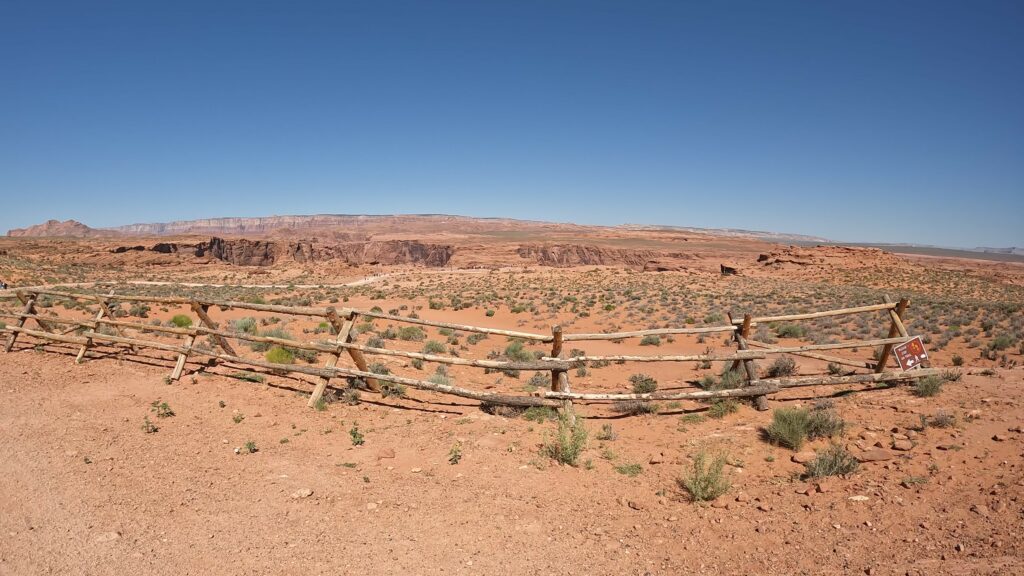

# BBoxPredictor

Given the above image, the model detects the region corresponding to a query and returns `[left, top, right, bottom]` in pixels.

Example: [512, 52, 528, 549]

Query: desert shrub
[265, 346, 294, 364]
[703, 312, 725, 324]
[380, 382, 406, 398]
[928, 410, 956, 428]
[523, 406, 557, 422]
[128, 303, 150, 318]
[629, 373, 658, 394]
[827, 362, 844, 375]
[775, 324, 806, 339]
[989, 334, 1014, 351]
[504, 340, 534, 362]
[349, 424, 364, 446]
[427, 372, 451, 386]
[466, 333, 488, 345]
[365, 335, 385, 348]
[615, 463, 643, 477]
[170, 314, 192, 328]
[150, 401, 174, 418]
[951, 354, 964, 366]
[913, 375, 943, 397]
[292, 348, 319, 364]
[368, 362, 390, 375]
[541, 415, 587, 466]
[596, 423, 617, 441]
[526, 372, 549, 389]
[230, 317, 258, 334]
[141, 416, 158, 434]
[397, 326, 426, 341]
[718, 370, 743, 389]
[423, 340, 447, 354]
[941, 369, 962, 382]
[765, 407, 811, 450]
[765, 356, 797, 378]
[410, 358, 423, 370]
[639, 335, 661, 346]
[250, 327, 292, 352]
[804, 444, 859, 478]
[807, 407, 845, 439]
[707, 399, 738, 419]
[679, 450, 730, 502]
[485, 309, 495, 317]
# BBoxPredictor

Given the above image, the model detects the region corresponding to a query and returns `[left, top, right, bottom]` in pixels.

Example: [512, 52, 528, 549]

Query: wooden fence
[0, 287, 940, 418]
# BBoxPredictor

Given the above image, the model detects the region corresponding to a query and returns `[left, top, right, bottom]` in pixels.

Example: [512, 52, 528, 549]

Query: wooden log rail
[729, 302, 899, 325]
[0, 288, 935, 415]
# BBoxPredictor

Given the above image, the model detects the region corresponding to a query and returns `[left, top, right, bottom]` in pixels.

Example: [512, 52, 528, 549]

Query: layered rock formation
[109, 237, 454, 267]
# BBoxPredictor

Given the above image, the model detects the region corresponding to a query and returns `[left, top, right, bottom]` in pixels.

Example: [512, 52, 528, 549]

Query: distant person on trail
[0, 280, 8, 290]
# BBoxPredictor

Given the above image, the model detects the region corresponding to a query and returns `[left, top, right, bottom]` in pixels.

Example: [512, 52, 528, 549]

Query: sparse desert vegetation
[1, 220, 1022, 575]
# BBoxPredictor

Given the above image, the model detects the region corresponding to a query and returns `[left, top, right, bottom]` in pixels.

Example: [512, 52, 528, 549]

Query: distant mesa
[6, 219, 112, 238]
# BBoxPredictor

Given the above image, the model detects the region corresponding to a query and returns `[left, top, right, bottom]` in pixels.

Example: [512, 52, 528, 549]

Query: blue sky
[1, 1, 1021, 247]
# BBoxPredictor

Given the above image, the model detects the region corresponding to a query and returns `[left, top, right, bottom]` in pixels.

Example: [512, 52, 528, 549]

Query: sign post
[893, 336, 928, 370]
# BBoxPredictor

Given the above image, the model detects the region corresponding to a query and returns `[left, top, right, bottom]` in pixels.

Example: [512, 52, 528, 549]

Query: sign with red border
[893, 336, 928, 370]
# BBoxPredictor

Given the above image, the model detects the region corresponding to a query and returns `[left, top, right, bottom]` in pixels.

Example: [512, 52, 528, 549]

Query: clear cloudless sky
[1, 0, 1021, 247]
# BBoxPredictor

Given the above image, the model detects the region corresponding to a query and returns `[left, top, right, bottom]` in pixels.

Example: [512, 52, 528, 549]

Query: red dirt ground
[1, 344, 1022, 575]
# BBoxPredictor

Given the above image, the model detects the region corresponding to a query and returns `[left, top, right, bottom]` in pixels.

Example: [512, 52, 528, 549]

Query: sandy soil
[1, 342, 1022, 575]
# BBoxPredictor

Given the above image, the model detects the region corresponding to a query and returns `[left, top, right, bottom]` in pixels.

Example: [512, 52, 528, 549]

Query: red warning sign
[893, 336, 928, 370]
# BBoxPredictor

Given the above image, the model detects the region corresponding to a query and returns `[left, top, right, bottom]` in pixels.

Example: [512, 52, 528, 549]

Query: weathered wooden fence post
[191, 301, 237, 356]
[550, 325, 575, 424]
[76, 289, 134, 363]
[342, 310, 379, 392]
[874, 295, 909, 372]
[735, 313, 767, 410]
[4, 292, 39, 352]
[308, 307, 357, 406]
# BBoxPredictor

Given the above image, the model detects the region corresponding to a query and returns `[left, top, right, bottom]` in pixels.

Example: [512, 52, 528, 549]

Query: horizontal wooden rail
[2, 287, 941, 417]
[759, 337, 909, 354]
[730, 302, 898, 325]
[0, 312, 88, 327]
[356, 309, 552, 342]
[182, 348, 560, 408]
[751, 368, 941, 389]
[541, 384, 780, 401]
[746, 339, 872, 369]
[4, 325, 89, 346]
[562, 325, 736, 341]
[546, 351, 765, 363]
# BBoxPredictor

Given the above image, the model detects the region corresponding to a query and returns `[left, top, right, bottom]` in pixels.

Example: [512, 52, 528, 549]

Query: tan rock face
[516, 244, 696, 269]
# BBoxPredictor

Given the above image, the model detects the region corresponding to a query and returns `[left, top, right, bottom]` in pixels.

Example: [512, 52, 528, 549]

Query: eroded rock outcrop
[517, 244, 695, 269]
[516, 244, 657, 267]
[109, 237, 454, 267]
[195, 237, 278, 266]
